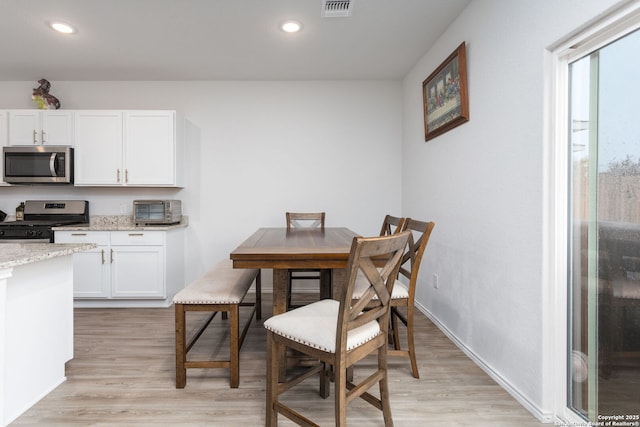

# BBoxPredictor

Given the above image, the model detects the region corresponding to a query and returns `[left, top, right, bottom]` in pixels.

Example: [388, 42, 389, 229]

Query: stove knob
[26, 230, 34, 236]
[35, 230, 43, 237]
[0, 230, 4, 236]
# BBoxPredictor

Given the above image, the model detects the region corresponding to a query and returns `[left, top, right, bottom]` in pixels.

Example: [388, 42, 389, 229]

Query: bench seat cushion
[173, 259, 258, 304]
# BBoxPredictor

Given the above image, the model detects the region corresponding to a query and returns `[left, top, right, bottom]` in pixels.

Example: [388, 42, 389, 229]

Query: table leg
[272, 269, 288, 316]
[320, 269, 332, 300]
[331, 267, 348, 300]
[272, 269, 288, 380]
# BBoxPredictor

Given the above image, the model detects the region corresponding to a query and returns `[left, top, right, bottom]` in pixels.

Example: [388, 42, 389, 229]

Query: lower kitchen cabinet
[55, 231, 109, 298]
[55, 228, 185, 307]
[111, 244, 163, 298]
[73, 242, 111, 298]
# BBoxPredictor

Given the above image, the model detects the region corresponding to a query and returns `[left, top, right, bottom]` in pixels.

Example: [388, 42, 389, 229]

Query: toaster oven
[133, 200, 182, 225]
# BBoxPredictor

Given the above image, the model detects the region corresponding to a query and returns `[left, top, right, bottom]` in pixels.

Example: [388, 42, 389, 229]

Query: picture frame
[422, 42, 469, 141]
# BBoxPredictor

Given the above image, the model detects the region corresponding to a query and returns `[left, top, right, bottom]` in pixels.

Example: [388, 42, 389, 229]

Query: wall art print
[422, 42, 469, 141]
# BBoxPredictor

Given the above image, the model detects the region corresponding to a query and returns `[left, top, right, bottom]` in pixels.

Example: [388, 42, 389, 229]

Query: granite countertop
[52, 215, 189, 231]
[0, 243, 96, 270]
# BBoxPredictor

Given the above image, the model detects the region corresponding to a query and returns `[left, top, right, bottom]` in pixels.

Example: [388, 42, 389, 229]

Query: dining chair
[352, 217, 435, 378]
[379, 214, 406, 236]
[264, 230, 411, 427]
[285, 212, 328, 309]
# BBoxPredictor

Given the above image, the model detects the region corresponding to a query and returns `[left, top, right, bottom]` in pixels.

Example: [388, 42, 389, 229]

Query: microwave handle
[49, 153, 58, 177]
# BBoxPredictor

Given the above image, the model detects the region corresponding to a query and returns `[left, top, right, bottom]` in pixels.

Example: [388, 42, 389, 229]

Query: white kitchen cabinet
[55, 228, 185, 307]
[0, 111, 7, 185]
[73, 247, 111, 297]
[111, 245, 164, 298]
[54, 231, 110, 298]
[74, 110, 123, 185]
[7, 110, 73, 145]
[125, 111, 177, 185]
[110, 231, 165, 298]
[74, 110, 182, 187]
[0, 111, 7, 147]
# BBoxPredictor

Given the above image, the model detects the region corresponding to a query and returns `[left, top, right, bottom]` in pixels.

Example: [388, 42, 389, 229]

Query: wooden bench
[174, 259, 261, 388]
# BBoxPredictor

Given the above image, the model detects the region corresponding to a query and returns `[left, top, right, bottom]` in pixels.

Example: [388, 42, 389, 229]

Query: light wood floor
[11, 294, 546, 426]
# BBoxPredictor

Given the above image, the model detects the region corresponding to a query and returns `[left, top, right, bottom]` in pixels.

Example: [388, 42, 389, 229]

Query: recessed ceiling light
[49, 21, 76, 34]
[280, 20, 303, 33]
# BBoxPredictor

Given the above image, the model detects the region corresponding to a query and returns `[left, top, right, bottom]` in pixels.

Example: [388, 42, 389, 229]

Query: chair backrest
[286, 212, 325, 230]
[379, 215, 405, 236]
[397, 219, 435, 297]
[338, 231, 411, 353]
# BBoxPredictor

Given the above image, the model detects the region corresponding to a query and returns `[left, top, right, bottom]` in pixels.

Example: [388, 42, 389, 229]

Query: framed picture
[422, 42, 469, 141]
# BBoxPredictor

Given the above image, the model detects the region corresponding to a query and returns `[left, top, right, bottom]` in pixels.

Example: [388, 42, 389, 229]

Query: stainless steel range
[0, 200, 89, 243]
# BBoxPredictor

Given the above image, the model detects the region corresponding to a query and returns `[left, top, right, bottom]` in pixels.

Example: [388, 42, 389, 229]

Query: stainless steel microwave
[133, 200, 182, 226]
[3, 146, 73, 184]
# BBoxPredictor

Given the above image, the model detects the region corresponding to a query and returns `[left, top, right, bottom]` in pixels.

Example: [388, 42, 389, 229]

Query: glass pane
[569, 29, 640, 421]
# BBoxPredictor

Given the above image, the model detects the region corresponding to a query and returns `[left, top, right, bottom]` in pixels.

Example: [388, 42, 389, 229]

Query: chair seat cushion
[352, 273, 409, 300]
[173, 259, 258, 304]
[264, 299, 381, 353]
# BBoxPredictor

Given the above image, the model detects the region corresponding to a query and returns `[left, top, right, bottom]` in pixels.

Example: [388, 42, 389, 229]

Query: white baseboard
[414, 301, 555, 424]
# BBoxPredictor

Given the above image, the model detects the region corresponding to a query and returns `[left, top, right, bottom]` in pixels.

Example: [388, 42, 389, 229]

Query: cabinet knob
[41, 130, 46, 143]
[33, 129, 37, 144]
[117, 169, 121, 183]
[101, 249, 105, 264]
[110, 248, 114, 263]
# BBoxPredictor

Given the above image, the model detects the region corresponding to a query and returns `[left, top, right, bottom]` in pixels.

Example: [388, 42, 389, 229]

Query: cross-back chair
[285, 212, 328, 309]
[264, 230, 411, 427]
[379, 214, 405, 236]
[353, 217, 435, 378]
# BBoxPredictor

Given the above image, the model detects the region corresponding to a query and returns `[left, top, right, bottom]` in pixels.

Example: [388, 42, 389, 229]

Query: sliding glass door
[568, 28, 640, 421]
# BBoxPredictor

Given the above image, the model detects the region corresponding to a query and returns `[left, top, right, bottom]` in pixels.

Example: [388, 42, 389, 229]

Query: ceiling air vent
[322, 0, 353, 18]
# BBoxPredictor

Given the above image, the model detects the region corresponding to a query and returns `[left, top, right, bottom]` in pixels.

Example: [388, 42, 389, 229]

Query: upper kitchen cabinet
[74, 110, 123, 185]
[0, 111, 7, 185]
[0, 111, 7, 146]
[124, 111, 178, 186]
[74, 110, 183, 187]
[7, 110, 73, 145]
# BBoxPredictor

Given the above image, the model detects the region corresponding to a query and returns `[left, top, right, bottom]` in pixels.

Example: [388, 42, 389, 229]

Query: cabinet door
[6, 110, 72, 145]
[42, 111, 73, 145]
[124, 111, 175, 186]
[0, 111, 7, 184]
[8, 110, 40, 145]
[0, 110, 7, 147]
[111, 245, 164, 298]
[72, 247, 110, 298]
[74, 111, 123, 185]
[55, 231, 111, 298]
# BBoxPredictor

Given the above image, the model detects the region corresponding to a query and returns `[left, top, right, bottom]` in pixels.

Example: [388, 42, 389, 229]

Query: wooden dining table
[229, 227, 359, 317]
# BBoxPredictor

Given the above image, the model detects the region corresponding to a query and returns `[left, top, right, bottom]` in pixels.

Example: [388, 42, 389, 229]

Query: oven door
[3, 146, 73, 184]
[0, 227, 54, 243]
[0, 238, 52, 243]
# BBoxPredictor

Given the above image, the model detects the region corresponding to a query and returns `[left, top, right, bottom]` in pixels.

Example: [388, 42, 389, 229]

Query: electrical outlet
[433, 273, 439, 289]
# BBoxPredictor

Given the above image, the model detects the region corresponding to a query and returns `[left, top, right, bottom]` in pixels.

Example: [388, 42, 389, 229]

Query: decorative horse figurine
[32, 78, 61, 109]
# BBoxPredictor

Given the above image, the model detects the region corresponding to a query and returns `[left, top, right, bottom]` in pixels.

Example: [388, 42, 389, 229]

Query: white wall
[402, 0, 624, 421]
[0, 80, 403, 283]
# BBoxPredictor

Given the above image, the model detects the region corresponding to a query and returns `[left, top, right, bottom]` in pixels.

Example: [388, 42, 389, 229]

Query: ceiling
[0, 0, 470, 82]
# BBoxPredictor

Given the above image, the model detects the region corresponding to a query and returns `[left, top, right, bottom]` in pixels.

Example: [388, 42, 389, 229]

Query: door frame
[545, 1, 640, 423]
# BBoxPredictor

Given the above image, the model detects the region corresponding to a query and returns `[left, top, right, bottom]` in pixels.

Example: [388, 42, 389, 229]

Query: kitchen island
[0, 243, 95, 426]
